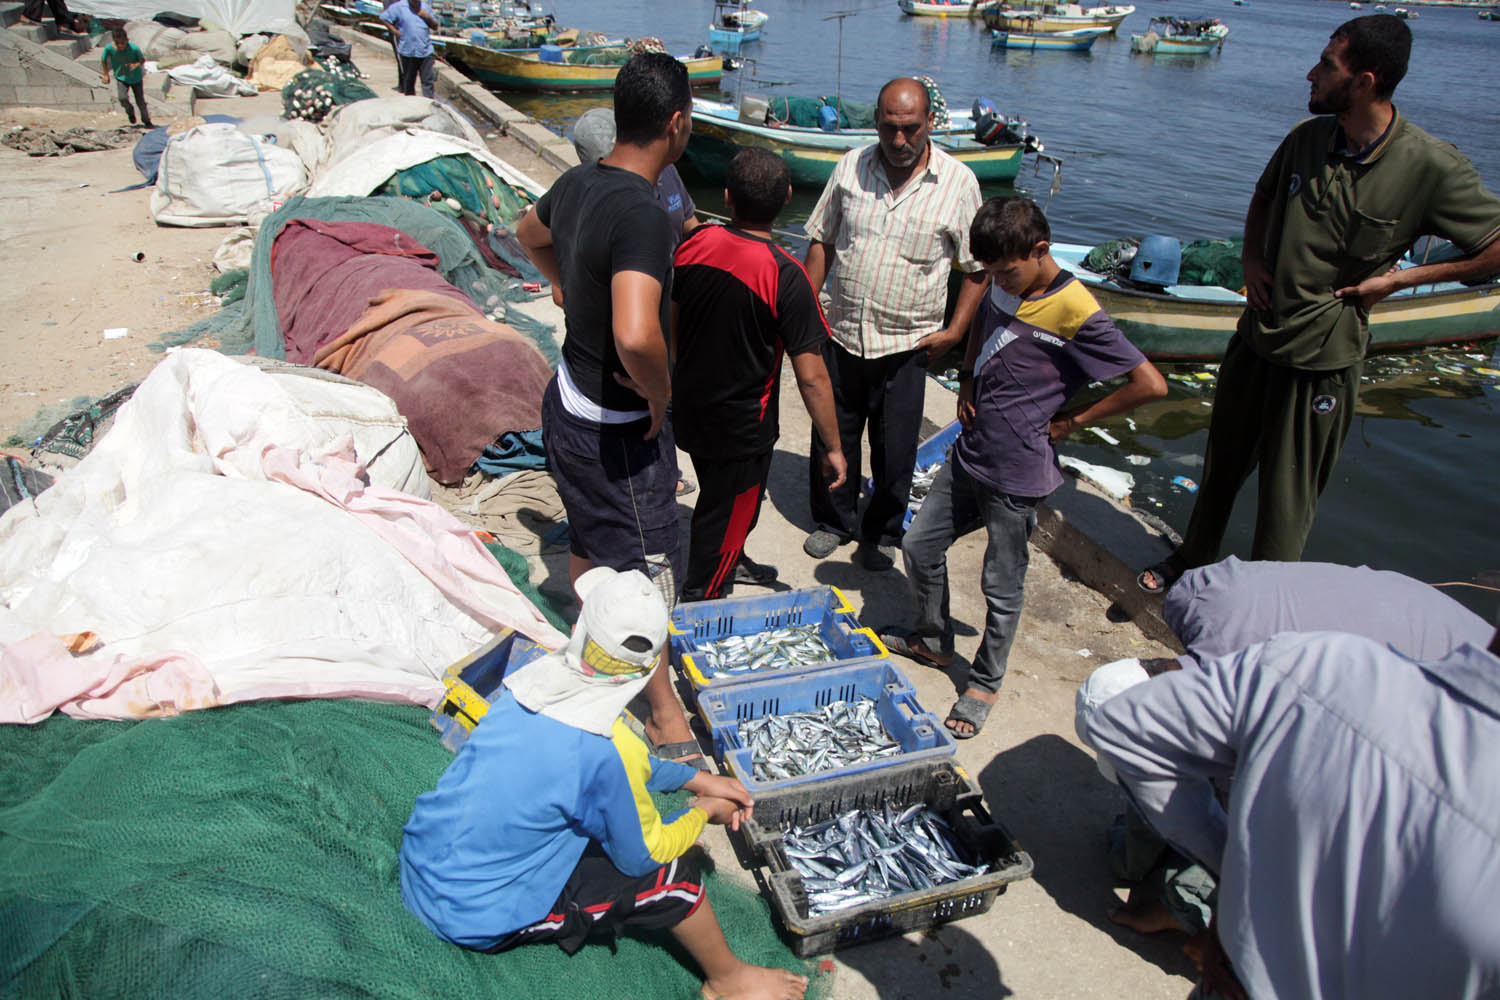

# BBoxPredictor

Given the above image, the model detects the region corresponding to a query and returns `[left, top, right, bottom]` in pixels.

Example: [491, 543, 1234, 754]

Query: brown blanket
[314, 289, 552, 484]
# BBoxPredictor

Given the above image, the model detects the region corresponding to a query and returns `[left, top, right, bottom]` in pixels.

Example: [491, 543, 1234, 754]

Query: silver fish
[781, 804, 987, 916]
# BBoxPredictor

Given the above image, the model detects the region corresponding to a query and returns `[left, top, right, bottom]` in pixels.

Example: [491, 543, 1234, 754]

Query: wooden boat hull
[985, 5, 1134, 33]
[685, 101, 1025, 187]
[991, 27, 1107, 49]
[442, 44, 722, 91]
[1051, 244, 1500, 361]
[897, 0, 1001, 16]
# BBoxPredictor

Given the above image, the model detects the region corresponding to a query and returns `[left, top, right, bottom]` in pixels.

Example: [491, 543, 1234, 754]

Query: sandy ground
[0, 39, 1196, 1000]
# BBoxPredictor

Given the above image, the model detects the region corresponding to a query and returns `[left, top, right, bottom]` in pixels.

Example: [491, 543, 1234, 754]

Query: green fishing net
[0, 700, 825, 999]
[377, 153, 533, 229]
[1180, 237, 1245, 291]
[282, 65, 378, 123]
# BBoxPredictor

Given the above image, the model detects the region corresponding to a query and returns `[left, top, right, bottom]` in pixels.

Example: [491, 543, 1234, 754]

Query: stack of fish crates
[673, 585, 1028, 952]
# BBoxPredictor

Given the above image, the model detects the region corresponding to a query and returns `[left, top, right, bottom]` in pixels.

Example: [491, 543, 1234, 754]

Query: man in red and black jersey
[671, 149, 848, 602]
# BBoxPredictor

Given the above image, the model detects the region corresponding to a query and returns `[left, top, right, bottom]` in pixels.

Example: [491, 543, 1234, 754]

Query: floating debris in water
[1087, 426, 1120, 446]
[739, 697, 901, 782]
[1126, 454, 1151, 466]
[1172, 475, 1199, 492]
[697, 624, 835, 679]
[782, 805, 986, 915]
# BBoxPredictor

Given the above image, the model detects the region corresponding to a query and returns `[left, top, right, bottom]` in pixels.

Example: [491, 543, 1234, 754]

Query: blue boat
[708, 0, 768, 50]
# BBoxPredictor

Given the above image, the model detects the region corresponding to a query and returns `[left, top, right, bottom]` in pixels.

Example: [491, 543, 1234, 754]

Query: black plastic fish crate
[740, 758, 1034, 955]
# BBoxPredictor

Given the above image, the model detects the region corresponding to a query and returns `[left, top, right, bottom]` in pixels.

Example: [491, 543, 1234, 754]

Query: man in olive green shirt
[1141, 15, 1500, 591]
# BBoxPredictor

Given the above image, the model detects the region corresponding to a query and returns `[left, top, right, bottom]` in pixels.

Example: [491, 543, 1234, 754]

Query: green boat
[1051, 243, 1500, 361]
[683, 97, 1041, 189]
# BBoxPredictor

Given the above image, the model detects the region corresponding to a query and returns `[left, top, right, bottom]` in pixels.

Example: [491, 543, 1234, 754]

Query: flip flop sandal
[653, 738, 710, 772]
[877, 627, 953, 668]
[1137, 554, 1187, 595]
[944, 694, 993, 740]
[675, 478, 696, 498]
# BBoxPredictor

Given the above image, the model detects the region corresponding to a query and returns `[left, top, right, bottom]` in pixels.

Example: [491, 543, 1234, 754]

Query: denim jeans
[900, 457, 1042, 694]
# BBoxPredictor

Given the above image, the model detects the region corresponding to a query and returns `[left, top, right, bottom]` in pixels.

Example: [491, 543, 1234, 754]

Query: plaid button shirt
[804, 143, 983, 359]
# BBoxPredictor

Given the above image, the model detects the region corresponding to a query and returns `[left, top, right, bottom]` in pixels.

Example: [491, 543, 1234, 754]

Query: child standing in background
[99, 28, 152, 129]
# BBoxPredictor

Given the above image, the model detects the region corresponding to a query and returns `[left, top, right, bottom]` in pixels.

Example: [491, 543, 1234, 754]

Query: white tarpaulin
[166, 54, 258, 96]
[70, 0, 300, 38]
[0, 350, 566, 724]
[307, 128, 546, 199]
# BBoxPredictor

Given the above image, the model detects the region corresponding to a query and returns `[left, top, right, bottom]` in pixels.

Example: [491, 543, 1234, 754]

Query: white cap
[1074, 657, 1150, 784]
[572, 566, 668, 678]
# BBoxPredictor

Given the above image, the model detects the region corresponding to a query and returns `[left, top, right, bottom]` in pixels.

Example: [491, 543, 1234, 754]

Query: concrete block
[14, 83, 47, 103]
[0, 83, 16, 105]
[0, 45, 19, 67]
[0, 63, 24, 85]
[0, 3, 24, 28]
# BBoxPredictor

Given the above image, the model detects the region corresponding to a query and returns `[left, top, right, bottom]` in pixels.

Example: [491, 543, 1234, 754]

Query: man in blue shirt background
[381, 0, 439, 98]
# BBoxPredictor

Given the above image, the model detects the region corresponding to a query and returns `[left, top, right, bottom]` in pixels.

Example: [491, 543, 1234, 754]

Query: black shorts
[542, 377, 682, 601]
[488, 844, 705, 956]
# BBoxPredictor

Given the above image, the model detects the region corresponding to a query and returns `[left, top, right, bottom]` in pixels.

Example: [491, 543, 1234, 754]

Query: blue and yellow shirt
[398, 691, 703, 949]
[954, 272, 1145, 498]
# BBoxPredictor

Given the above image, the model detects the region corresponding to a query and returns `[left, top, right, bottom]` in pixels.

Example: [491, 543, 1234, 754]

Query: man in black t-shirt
[516, 53, 700, 765]
[672, 149, 848, 601]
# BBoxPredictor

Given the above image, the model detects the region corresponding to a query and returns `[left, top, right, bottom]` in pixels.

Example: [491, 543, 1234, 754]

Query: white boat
[898, 0, 1001, 16]
[984, 3, 1135, 33]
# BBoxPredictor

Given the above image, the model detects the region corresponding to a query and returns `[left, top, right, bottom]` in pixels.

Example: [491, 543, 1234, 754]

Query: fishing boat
[983, 3, 1134, 33]
[1130, 16, 1228, 55]
[990, 25, 1110, 49]
[897, 0, 1002, 17]
[440, 43, 722, 91]
[683, 96, 1045, 188]
[1050, 243, 1500, 361]
[1394, 6, 1417, 17]
[1349, 1, 1362, 8]
[708, 0, 767, 49]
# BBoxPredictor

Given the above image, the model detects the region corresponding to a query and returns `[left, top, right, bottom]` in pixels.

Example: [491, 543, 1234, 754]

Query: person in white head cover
[399, 567, 808, 999]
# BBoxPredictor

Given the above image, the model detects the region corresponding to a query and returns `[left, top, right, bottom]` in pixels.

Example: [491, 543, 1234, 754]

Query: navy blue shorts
[541, 377, 682, 601]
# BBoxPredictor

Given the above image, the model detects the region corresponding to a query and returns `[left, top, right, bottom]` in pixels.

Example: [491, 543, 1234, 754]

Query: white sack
[152, 122, 308, 227]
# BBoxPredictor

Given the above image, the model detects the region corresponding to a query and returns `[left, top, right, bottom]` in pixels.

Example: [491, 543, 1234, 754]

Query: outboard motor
[1130, 235, 1182, 289]
[971, 96, 1009, 146]
[693, 44, 713, 58]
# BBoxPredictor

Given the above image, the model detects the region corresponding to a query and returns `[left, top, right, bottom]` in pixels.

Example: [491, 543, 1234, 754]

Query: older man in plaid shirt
[801, 77, 986, 570]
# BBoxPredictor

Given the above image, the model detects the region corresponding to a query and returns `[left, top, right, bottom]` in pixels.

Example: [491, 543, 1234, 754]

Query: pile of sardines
[782, 805, 986, 915]
[738, 697, 901, 781]
[694, 623, 836, 679]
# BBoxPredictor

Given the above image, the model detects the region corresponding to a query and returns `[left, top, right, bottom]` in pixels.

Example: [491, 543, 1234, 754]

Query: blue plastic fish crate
[429, 628, 552, 753]
[861, 419, 963, 531]
[697, 659, 956, 795]
[670, 585, 888, 695]
[741, 759, 1034, 956]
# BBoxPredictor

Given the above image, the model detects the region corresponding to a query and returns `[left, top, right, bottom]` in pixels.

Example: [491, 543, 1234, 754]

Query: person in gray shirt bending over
[1097, 557, 1492, 938]
[1084, 611, 1500, 999]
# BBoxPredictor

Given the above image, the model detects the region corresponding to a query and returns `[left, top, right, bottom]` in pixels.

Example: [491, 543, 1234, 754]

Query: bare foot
[945, 686, 999, 738]
[701, 962, 809, 1000]
[1108, 895, 1188, 935]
